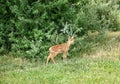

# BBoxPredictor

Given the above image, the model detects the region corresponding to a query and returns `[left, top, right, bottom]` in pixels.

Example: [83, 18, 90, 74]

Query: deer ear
[71, 36, 74, 39]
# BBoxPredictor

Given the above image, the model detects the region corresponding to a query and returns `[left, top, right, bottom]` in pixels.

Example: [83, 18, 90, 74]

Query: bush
[0, 0, 120, 60]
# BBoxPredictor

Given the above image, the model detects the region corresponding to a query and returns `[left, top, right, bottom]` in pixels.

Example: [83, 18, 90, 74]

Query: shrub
[0, 0, 119, 60]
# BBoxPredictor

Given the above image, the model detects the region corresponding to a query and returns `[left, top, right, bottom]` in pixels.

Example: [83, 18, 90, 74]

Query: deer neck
[66, 41, 71, 50]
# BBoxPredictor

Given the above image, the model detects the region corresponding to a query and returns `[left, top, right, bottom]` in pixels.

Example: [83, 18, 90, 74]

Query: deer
[46, 36, 74, 65]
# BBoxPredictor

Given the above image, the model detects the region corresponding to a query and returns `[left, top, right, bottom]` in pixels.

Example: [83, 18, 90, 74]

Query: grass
[0, 31, 120, 84]
[0, 56, 120, 84]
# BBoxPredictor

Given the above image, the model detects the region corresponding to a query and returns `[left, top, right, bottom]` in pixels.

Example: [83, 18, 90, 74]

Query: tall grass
[0, 56, 120, 84]
[84, 31, 120, 59]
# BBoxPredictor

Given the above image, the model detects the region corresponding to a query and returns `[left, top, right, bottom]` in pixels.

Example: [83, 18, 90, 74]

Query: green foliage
[0, 0, 120, 60]
[69, 33, 100, 57]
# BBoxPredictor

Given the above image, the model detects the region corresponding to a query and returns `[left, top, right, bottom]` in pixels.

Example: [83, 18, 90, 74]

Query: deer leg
[46, 52, 57, 65]
[51, 52, 58, 64]
[46, 54, 52, 65]
[63, 52, 67, 60]
[51, 57, 56, 64]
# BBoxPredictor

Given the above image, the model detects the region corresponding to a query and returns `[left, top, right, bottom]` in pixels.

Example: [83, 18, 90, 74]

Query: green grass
[0, 56, 120, 84]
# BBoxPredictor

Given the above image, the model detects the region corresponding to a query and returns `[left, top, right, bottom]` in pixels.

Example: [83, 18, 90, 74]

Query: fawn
[46, 37, 74, 65]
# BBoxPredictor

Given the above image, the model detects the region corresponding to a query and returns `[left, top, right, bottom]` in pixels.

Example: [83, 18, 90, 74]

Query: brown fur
[46, 37, 74, 65]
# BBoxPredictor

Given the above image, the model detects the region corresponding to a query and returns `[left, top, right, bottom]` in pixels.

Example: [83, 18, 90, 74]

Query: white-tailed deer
[46, 37, 74, 65]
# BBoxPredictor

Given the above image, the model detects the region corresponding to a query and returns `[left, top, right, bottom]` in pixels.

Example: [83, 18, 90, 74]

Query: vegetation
[1, 57, 120, 84]
[0, 31, 120, 84]
[0, 0, 120, 83]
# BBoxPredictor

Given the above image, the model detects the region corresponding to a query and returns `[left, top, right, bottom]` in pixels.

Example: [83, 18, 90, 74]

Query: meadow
[0, 31, 120, 84]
